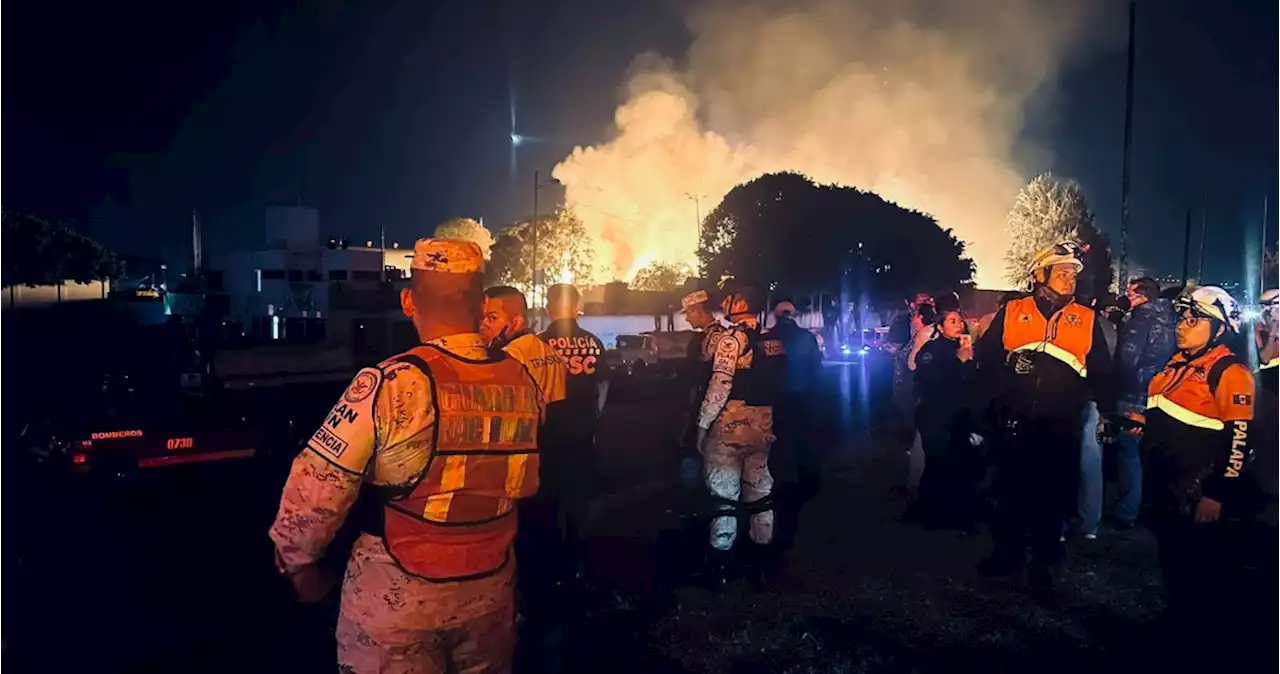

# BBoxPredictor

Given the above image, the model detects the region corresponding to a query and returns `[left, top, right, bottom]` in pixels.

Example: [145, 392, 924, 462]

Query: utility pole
[1197, 195, 1208, 282]
[1180, 206, 1192, 284]
[531, 170, 558, 325]
[1117, 0, 1137, 285]
[532, 170, 540, 308]
[686, 191, 706, 272]
[1261, 195, 1270, 300]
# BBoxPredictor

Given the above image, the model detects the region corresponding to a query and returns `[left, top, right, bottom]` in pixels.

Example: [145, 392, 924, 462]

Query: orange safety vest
[1002, 296, 1095, 377]
[382, 345, 541, 582]
[1146, 344, 1242, 431]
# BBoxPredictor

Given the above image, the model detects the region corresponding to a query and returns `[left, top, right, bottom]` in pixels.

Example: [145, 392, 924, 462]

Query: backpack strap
[1207, 353, 1244, 395]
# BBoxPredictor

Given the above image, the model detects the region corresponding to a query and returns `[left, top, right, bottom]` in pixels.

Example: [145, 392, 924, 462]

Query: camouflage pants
[336, 535, 516, 674]
[336, 605, 514, 674]
[704, 402, 775, 551]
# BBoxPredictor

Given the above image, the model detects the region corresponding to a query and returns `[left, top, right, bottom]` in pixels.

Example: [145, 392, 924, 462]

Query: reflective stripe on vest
[1144, 344, 1239, 436]
[1002, 297, 1094, 378]
[1146, 394, 1225, 430]
[1008, 341, 1088, 377]
[383, 345, 541, 582]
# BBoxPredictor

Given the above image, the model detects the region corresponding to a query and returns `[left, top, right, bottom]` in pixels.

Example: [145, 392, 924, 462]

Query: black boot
[743, 542, 781, 590]
[977, 547, 1025, 577]
[702, 548, 735, 591]
[1028, 562, 1057, 589]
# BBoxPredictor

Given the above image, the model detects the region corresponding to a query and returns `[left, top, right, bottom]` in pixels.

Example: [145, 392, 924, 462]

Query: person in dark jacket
[1110, 277, 1176, 527]
[770, 301, 823, 491]
[913, 308, 982, 531]
[769, 300, 823, 550]
[1241, 289, 1278, 657]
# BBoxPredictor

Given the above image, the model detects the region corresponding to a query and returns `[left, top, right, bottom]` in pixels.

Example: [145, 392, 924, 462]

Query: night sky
[5, 0, 1276, 284]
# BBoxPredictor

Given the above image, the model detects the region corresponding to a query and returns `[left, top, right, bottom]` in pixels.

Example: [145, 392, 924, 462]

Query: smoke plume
[552, 0, 1104, 287]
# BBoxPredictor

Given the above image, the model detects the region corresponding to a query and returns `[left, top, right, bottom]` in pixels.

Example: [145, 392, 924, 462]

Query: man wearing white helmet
[1128, 285, 1257, 658]
[975, 241, 1115, 588]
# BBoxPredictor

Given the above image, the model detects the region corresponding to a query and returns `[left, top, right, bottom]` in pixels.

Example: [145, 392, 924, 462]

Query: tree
[1004, 172, 1113, 299]
[630, 261, 693, 292]
[2, 212, 121, 287]
[697, 172, 974, 314]
[433, 217, 494, 259]
[487, 208, 595, 288]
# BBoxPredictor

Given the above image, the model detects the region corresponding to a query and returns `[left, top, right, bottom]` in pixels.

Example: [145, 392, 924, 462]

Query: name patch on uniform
[1233, 393, 1252, 405]
[327, 403, 359, 428]
[437, 383, 539, 447]
[344, 371, 379, 403]
[312, 427, 349, 458]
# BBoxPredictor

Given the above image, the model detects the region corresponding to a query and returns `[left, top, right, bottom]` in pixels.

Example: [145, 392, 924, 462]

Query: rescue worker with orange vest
[1127, 286, 1258, 660]
[269, 238, 542, 674]
[975, 242, 1115, 587]
[478, 283, 569, 667]
[696, 282, 787, 587]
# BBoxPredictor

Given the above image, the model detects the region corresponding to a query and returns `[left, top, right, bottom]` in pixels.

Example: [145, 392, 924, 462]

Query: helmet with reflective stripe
[1175, 285, 1241, 333]
[1028, 241, 1086, 279]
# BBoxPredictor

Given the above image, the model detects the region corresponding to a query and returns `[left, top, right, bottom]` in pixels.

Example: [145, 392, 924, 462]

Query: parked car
[604, 331, 700, 377]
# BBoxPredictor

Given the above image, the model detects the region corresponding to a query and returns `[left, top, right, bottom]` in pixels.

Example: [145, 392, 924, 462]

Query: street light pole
[532, 169, 539, 303]
[685, 192, 707, 275]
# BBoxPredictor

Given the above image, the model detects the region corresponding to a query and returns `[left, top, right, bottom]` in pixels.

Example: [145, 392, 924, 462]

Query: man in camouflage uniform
[676, 289, 724, 483]
[696, 283, 787, 585]
[269, 238, 541, 674]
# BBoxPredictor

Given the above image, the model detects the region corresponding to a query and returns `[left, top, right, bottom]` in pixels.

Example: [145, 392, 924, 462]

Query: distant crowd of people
[887, 241, 1277, 666]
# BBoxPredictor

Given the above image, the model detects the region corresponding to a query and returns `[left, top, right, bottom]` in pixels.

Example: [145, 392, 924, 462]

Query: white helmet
[1028, 241, 1086, 279]
[1175, 285, 1241, 333]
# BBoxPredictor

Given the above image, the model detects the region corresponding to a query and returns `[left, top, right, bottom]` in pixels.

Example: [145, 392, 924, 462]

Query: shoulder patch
[1233, 393, 1253, 406]
[344, 369, 380, 403]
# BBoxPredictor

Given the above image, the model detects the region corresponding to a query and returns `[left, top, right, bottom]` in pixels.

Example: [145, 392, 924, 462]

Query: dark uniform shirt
[540, 318, 605, 442]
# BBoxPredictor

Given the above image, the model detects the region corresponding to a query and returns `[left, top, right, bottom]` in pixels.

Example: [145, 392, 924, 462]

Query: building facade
[212, 206, 414, 342]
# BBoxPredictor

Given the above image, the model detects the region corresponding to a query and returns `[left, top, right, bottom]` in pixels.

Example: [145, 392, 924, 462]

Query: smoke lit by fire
[552, 0, 1105, 288]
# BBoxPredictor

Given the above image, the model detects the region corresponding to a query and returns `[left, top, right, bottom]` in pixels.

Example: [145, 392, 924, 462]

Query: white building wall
[209, 207, 421, 336]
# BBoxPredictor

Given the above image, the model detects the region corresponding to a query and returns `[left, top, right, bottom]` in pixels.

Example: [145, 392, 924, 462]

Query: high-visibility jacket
[993, 296, 1098, 419]
[1142, 344, 1256, 515]
[1002, 296, 1094, 377]
[378, 345, 541, 582]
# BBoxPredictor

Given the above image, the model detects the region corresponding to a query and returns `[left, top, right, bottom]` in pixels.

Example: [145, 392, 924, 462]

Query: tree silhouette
[697, 172, 973, 313]
[2, 212, 121, 287]
[630, 261, 693, 292]
[1004, 172, 1114, 299]
[487, 209, 595, 288]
